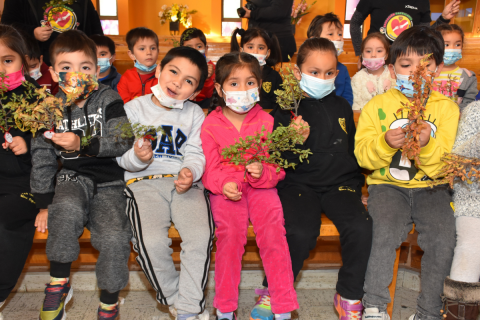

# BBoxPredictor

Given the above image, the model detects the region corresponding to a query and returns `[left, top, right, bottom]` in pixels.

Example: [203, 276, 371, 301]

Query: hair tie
[238, 28, 246, 36]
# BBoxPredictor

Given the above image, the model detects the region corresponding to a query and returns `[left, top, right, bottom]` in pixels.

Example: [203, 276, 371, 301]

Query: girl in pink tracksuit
[201, 52, 307, 320]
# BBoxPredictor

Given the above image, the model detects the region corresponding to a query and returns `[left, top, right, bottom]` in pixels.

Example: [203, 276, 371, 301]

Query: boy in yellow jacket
[355, 26, 459, 320]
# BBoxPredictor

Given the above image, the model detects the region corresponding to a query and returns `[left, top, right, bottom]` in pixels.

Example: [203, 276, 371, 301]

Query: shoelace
[43, 286, 64, 309]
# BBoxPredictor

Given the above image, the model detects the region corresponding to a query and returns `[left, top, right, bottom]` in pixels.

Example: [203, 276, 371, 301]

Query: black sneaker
[39, 280, 73, 320]
[97, 302, 119, 320]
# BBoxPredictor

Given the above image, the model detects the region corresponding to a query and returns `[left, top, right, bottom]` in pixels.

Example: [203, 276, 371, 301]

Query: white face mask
[222, 87, 260, 114]
[198, 48, 210, 62]
[332, 40, 344, 55]
[248, 52, 268, 66]
[151, 83, 191, 109]
[29, 67, 42, 80]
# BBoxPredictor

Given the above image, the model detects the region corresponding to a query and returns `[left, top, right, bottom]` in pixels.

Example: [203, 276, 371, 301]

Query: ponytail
[230, 28, 245, 52]
[266, 33, 282, 66]
[230, 27, 281, 66]
[208, 87, 224, 114]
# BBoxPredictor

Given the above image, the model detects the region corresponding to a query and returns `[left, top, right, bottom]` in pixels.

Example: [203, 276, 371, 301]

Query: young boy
[179, 28, 215, 109]
[23, 33, 58, 95]
[307, 13, 353, 106]
[117, 27, 159, 104]
[117, 46, 213, 320]
[90, 34, 122, 92]
[31, 30, 133, 320]
[355, 26, 459, 320]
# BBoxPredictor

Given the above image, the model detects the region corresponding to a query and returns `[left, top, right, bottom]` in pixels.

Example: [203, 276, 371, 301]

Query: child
[118, 46, 213, 320]
[23, 32, 58, 95]
[90, 34, 122, 92]
[180, 27, 215, 109]
[434, 24, 477, 111]
[307, 13, 353, 106]
[32, 30, 133, 320]
[441, 101, 480, 319]
[355, 26, 459, 320]
[0, 25, 43, 319]
[351, 33, 396, 110]
[251, 37, 371, 320]
[201, 52, 304, 320]
[231, 27, 283, 110]
[117, 27, 159, 104]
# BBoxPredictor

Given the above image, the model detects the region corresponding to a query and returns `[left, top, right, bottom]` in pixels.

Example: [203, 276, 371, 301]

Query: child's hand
[419, 121, 432, 148]
[35, 209, 48, 233]
[207, 64, 214, 78]
[385, 127, 405, 149]
[442, 0, 460, 20]
[223, 182, 242, 201]
[134, 139, 153, 163]
[3, 136, 28, 155]
[361, 194, 368, 206]
[51, 132, 80, 151]
[246, 162, 263, 179]
[290, 115, 310, 143]
[174, 168, 194, 194]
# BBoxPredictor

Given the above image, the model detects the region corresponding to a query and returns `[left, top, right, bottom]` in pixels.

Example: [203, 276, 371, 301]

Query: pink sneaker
[334, 293, 363, 320]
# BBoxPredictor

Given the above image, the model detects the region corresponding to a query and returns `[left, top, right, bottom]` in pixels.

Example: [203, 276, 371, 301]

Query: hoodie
[99, 65, 122, 92]
[35, 62, 58, 95]
[117, 68, 158, 104]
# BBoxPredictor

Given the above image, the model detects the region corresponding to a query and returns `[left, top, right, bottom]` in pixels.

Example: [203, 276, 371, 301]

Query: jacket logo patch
[339, 186, 355, 192]
[57, 174, 79, 183]
[262, 82, 272, 93]
[339, 118, 347, 134]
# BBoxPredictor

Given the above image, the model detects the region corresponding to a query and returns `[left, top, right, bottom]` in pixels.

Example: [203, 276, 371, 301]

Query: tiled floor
[1, 286, 419, 320]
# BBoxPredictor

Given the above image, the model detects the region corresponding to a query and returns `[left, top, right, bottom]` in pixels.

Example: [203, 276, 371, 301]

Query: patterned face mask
[332, 40, 344, 55]
[247, 52, 269, 66]
[443, 49, 462, 65]
[57, 71, 99, 100]
[222, 87, 260, 114]
[29, 67, 42, 80]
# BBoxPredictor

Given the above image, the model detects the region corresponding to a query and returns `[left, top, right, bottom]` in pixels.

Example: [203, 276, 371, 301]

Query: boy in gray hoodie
[32, 30, 133, 320]
[118, 47, 213, 320]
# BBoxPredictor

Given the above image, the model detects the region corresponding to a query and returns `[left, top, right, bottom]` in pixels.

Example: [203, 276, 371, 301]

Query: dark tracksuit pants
[0, 192, 37, 302]
[263, 183, 372, 300]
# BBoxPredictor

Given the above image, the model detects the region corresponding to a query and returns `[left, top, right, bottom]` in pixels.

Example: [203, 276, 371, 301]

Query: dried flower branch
[274, 64, 304, 117]
[429, 153, 480, 188]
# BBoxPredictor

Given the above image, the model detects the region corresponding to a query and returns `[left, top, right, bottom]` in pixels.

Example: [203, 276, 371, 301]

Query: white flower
[161, 4, 167, 10]
[171, 15, 178, 22]
[184, 4, 189, 9]
[158, 11, 164, 17]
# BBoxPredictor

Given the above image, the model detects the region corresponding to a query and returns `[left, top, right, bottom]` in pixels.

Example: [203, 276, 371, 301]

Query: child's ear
[39, 55, 44, 65]
[335, 69, 340, 77]
[388, 64, 396, 80]
[293, 64, 302, 81]
[155, 64, 161, 79]
[435, 62, 444, 77]
[215, 83, 223, 99]
[266, 49, 270, 59]
[96, 65, 100, 77]
[127, 50, 136, 61]
[205, 45, 209, 56]
[49, 66, 59, 83]
[111, 54, 116, 64]
[190, 90, 201, 100]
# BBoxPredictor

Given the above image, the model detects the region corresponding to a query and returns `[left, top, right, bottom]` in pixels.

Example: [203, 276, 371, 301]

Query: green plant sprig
[116, 122, 171, 143]
[274, 64, 304, 117]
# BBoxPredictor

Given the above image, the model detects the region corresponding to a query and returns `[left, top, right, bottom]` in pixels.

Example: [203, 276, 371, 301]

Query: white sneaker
[362, 307, 390, 320]
[175, 309, 210, 320]
[408, 314, 417, 320]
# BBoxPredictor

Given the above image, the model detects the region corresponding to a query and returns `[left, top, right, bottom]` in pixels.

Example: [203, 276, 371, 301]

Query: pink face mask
[362, 57, 386, 71]
[1, 69, 25, 91]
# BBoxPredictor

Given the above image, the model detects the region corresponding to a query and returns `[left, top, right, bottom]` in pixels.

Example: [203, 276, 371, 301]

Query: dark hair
[50, 30, 98, 66]
[180, 28, 207, 46]
[307, 13, 343, 39]
[230, 28, 282, 66]
[210, 52, 262, 111]
[296, 37, 338, 69]
[21, 31, 42, 61]
[126, 27, 159, 52]
[390, 26, 444, 66]
[0, 25, 29, 75]
[160, 46, 208, 92]
[360, 32, 391, 66]
[90, 34, 116, 55]
[436, 23, 465, 44]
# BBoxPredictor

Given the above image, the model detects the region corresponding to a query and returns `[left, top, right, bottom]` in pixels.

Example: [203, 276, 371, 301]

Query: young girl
[434, 24, 477, 111]
[351, 33, 396, 110]
[441, 100, 480, 319]
[0, 25, 44, 317]
[201, 52, 307, 320]
[250, 37, 371, 320]
[231, 28, 283, 110]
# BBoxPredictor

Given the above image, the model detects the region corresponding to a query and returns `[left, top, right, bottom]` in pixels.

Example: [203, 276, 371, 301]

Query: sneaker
[407, 314, 417, 320]
[97, 301, 119, 319]
[250, 288, 274, 320]
[334, 293, 364, 319]
[176, 309, 210, 320]
[362, 307, 390, 320]
[216, 314, 236, 320]
[39, 279, 73, 320]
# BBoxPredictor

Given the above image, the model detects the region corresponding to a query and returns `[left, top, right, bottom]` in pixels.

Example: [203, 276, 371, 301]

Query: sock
[49, 277, 69, 286]
[275, 312, 291, 320]
[100, 290, 120, 305]
[177, 314, 197, 320]
[50, 261, 72, 278]
[217, 310, 234, 320]
[341, 297, 361, 305]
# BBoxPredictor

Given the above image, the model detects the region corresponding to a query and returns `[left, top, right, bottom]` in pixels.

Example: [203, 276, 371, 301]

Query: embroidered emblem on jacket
[262, 82, 272, 93]
[339, 118, 347, 134]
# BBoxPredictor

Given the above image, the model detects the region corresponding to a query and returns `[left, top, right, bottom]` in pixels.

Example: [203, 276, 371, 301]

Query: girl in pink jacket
[201, 52, 307, 320]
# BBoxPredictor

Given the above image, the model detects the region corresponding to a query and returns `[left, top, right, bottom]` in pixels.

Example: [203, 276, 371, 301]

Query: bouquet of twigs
[274, 64, 304, 117]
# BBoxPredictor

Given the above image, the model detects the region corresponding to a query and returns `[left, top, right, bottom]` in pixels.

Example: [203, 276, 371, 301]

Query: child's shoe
[97, 301, 120, 320]
[176, 309, 210, 320]
[39, 277, 73, 320]
[250, 288, 274, 320]
[334, 293, 363, 319]
[407, 314, 417, 320]
[216, 311, 236, 320]
[361, 307, 390, 320]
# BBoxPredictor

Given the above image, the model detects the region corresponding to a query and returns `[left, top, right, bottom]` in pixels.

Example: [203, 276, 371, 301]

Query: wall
[294, 0, 336, 40]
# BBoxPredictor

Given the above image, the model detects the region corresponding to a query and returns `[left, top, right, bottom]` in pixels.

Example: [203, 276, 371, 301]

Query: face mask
[151, 83, 189, 109]
[98, 57, 111, 74]
[332, 40, 344, 55]
[362, 57, 386, 71]
[222, 87, 259, 113]
[133, 55, 157, 73]
[248, 52, 268, 66]
[29, 67, 42, 81]
[57, 71, 99, 100]
[1, 69, 25, 91]
[299, 73, 336, 100]
[443, 49, 462, 65]
[393, 66, 436, 98]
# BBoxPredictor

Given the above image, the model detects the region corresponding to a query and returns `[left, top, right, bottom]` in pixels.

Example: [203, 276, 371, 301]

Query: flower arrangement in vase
[159, 4, 198, 34]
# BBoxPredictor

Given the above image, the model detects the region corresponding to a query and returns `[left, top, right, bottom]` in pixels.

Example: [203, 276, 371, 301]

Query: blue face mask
[394, 66, 435, 98]
[98, 57, 111, 74]
[299, 72, 336, 100]
[443, 49, 462, 65]
[133, 55, 157, 73]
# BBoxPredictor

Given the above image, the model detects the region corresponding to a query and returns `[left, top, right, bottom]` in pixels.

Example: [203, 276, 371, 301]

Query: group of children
[0, 8, 479, 320]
